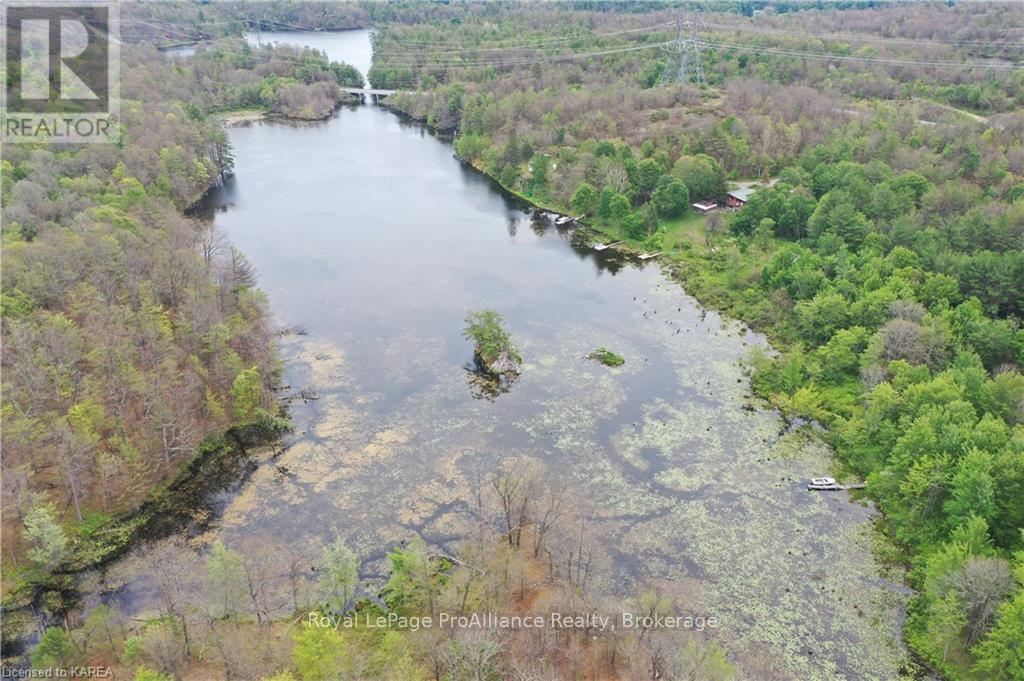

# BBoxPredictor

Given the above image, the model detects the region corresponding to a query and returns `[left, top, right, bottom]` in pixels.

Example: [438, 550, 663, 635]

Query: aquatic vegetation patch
[83, 225, 909, 679]
[653, 467, 706, 493]
[588, 347, 625, 366]
[282, 336, 348, 389]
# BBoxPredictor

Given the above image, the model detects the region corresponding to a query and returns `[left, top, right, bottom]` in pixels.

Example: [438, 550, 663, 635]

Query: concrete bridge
[342, 87, 399, 101]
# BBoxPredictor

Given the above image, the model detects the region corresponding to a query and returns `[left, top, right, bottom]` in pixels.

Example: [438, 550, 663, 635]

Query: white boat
[807, 477, 840, 490]
[806, 477, 866, 491]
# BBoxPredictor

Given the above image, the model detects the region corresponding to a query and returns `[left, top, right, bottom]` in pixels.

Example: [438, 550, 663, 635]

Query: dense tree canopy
[0, 37, 364, 588]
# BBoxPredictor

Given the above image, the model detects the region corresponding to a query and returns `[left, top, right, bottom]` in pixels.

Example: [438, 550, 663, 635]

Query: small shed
[725, 187, 755, 208]
[691, 201, 718, 214]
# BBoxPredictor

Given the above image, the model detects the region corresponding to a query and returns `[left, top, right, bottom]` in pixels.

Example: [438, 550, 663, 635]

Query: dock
[594, 240, 623, 251]
[638, 252, 661, 261]
[806, 477, 864, 489]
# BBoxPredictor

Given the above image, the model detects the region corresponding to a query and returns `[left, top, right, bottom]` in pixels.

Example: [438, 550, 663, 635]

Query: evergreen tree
[23, 502, 68, 569]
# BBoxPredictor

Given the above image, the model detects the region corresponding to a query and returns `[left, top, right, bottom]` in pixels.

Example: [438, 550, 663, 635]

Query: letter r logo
[3, 3, 111, 113]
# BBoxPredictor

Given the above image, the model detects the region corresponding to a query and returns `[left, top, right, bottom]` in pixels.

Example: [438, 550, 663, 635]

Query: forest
[1, 11, 379, 568]
[372, 3, 1024, 679]
[2, 1, 1023, 680]
[25, 460, 737, 680]
[0, 17, 369, 668]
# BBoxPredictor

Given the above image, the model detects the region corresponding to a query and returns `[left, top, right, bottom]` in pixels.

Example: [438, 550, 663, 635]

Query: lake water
[247, 28, 374, 83]
[159, 43, 197, 58]
[94, 30, 910, 680]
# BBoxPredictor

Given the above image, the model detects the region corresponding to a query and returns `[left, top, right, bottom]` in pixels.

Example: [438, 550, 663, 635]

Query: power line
[324, 42, 663, 68]
[375, 35, 1022, 72]
[660, 17, 704, 86]
[120, 18, 208, 41]
[142, 36, 651, 73]
[245, 41, 1024, 74]
[374, 47, 644, 64]
[381, 23, 670, 51]
[119, 15, 326, 41]
[371, 22, 1023, 72]
[701, 21, 1024, 50]
[122, 22, 1024, 76]
[123, 12, 1021, 53]
[699, 38, 1024, 70]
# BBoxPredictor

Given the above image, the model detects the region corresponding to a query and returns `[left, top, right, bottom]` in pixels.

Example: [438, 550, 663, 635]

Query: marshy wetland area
[78, 30, 911, 680]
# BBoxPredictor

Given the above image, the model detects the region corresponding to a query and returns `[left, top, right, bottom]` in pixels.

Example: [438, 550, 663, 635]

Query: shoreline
[377, 94, 917, 643]
[4, 94, 908, 671]
[2, 126, 290, 657]
[217, 109, 268, 126]
[0, 418, 288, 660]
[215, 93, 365, 128]
[381, 100, 885, 497]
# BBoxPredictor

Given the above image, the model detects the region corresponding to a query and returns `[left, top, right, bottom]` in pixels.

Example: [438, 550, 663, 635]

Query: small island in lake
[463, 309, 522, 380]
[588, 347, 625, 367]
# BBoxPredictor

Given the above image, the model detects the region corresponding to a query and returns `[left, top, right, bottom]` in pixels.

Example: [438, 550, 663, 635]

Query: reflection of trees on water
[565, 231, 630, 276]
[464, 365, 517, 401]
[529, 210, 549, 236]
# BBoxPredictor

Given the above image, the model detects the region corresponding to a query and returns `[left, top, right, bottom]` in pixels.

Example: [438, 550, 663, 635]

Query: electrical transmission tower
[660, 17, 705, 86]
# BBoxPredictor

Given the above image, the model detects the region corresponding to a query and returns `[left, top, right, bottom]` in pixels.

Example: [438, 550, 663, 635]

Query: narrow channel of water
[90, 30, 909, 680]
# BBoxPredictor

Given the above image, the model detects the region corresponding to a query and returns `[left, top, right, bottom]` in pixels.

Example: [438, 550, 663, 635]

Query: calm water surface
[96, 31, 910, 680]
[246, 29, 374, 81]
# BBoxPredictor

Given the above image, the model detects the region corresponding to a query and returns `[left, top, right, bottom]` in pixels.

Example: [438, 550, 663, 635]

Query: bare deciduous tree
[943, 556, 1014, 646]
